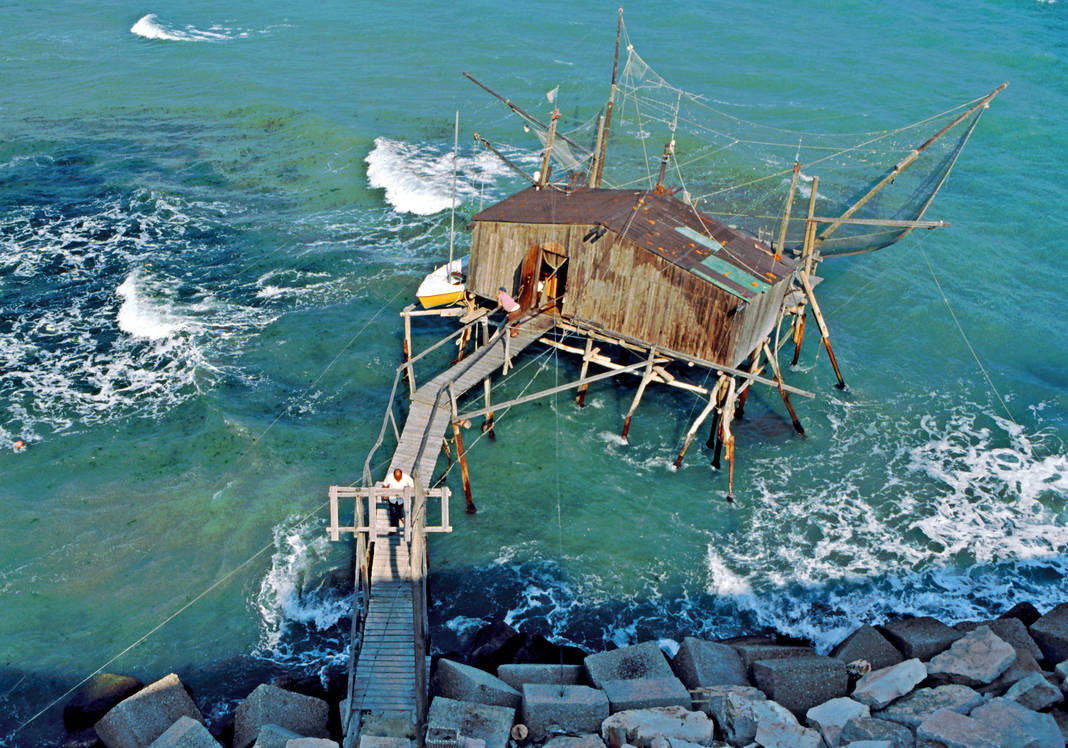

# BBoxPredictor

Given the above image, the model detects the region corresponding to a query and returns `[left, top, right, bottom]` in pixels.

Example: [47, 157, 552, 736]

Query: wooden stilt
[720, 379, 738, 501]
[452, 325, 471, 365]
[452, 421, 476, 514]
[674, 375, 725, 468]
[799, 270, 846, 389]
[575, 336, 595, 408]
[621, 348, 657, 442]
[481, 376, 496, 440]
[441, 437, 452, 468]
[403, 313, 416, 396]
[735, 356, 762, 420]
[790, 308, 807, 366]
[711, 418, 724, 469]
[762, 340, 805, 435]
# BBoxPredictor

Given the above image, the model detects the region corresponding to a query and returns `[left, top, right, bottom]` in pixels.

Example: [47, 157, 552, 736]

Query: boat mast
[449, 110, 459, 269]
[591, 7, 624, 188]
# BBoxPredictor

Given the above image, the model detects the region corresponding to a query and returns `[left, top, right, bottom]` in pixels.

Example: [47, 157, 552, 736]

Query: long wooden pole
[775, 160, 800, 255]
[621, 348, 656, 442]
[817, 82, 1008, 244]
[576, 336, 595, 407]
[538, 109, 559, 188]
[674, 375, 725, 468]
[448, 384, 476, 514]
[763, 340, 804, 436]
[592, 7, 624, 188]
[462, 73, 591, 156]
[799, 270, 846, 389]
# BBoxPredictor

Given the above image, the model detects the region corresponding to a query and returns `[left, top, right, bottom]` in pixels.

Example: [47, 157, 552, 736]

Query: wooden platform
[348, 315, 554, 723]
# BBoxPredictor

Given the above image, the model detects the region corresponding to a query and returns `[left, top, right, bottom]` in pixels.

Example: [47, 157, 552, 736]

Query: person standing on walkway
[381, 467, 414, 527]
[496, 286, 522, 337]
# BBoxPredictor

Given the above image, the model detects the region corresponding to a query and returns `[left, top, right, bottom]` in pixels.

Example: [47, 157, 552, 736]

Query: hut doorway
[516, 245, 568, 313]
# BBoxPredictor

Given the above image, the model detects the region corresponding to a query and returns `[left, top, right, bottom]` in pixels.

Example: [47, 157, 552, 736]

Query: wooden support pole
[763, 340, 805, 436]
[576, 336, 595, 408]
[721, 378, 737, 501]
[674, 375, 725, 469]
[621, 348, 657, 442]
[799, 270, 846, 389]
[481, 376, 496, 439]
[735, 356, 762, 420]
[452, 421, 475, 514]
[441, 437, 452, 468]
[775, 160, 800, 254]
[790, 309, 807, 367]
[448, 383, 475, 514]
[403, 313, 416, 396]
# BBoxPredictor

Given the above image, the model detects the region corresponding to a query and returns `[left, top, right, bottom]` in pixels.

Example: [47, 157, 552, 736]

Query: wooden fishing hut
[466, 185, 794, 370]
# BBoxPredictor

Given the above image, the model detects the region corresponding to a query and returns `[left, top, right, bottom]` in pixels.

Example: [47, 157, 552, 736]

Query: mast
[449, 110, 459, 268]
[591, 7, 624, 188]
[538, 109, 560, 189]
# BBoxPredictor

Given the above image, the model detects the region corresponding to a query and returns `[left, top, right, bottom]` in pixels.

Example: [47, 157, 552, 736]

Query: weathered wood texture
[469, 217, 787, 367]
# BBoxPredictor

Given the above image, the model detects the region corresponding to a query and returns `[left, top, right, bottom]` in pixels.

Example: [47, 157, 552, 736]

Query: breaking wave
[254, 521, 350, 667]
[365, 136, 515, 215]
[130, 13, 270, 42]
[0, 190, 274, 449]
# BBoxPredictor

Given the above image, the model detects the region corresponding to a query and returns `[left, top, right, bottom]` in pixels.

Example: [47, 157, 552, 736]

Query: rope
[917, 241, 1016, 424]
[9, 284, 409, 737]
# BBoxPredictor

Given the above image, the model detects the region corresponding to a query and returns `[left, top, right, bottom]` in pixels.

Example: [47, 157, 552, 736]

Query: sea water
[1, 1, 1065, 744]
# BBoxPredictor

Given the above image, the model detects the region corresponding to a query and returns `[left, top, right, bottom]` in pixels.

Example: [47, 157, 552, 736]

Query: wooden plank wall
[469, 219, 771, 366]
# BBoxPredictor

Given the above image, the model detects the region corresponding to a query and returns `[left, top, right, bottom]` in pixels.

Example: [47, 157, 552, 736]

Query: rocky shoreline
[45, 600, 1068, 748]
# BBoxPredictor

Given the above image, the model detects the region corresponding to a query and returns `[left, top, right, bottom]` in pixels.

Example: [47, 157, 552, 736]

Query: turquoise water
[1, 1, 1066, 743]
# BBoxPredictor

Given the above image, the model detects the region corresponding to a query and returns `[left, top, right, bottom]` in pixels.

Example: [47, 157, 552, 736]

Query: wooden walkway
[348, 316, 554, 722]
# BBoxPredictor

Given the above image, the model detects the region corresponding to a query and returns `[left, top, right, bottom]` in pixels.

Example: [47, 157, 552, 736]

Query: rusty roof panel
[472, 187, 793, 299]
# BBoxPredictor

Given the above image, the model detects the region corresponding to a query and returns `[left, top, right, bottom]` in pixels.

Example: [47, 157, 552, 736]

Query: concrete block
[426, 696, 514, 748]
[878, 617, 962, 661]
[254, 724, 302, 748]
[94, 673, 204, 748]
[1030, 603, 1068, 664]
[970, 696, 1065, 748]
[584, 642, 673, 688]
[926, 625, 1016, 686]
[752, 700, 821, 748]
[955, 617, 1044, 661]
[65, 674, 145, 732]
[670, 637, 748, 689]
[233, 685, 329, 748]
[752, 655, 848, 717]
[431, 659, 520, 709]
[520, 684, 608, 740]
[1004, 671, 1063, 710]
[495, 664, 582, 691]
[600, 706, 715, 748]
[839, 717, 913, 748]
[357, 738, 410, 748]
[916, 709, 1001, 748]
[976, 644, 1044, 696]
[600, 677, 690, 713]
[542, 736, 606, 748]
[728, 642, 816, 673]
[1000, 602, 1042, 627]
[874, 684, 983, 729]
[841, 742, 893, 748]
[831, 625, 903, 672]
[285, 741, 339, 748]
[699, 685, 766, 745]
[852, 658, 926, 709]
[147, 717, 219, 748]
[805, 697, 869, 748]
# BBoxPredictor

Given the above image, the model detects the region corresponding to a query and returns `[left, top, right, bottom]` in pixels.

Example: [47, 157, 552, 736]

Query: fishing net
[476, 27, 997, 259]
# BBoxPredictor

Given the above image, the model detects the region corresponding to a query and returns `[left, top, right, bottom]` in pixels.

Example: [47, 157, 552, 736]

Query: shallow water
[1, 1, 1066, 744]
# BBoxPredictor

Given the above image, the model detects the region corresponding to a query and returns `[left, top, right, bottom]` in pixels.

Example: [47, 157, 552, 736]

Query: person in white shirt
[381, 467, 414, 527]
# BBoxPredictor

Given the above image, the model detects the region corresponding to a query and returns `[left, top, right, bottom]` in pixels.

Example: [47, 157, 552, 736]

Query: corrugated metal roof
[472, 187, 793, 300]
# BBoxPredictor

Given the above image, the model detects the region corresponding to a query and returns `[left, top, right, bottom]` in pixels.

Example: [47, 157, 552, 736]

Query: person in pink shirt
[496, 286, 522, 337]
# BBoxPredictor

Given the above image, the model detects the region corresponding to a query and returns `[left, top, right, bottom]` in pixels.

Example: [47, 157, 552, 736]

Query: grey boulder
[431, 659, 521, 709]
[879, 617, 962, 661]
[94, 673, 205, 748]
[926, 625, 1016, 686]
[232, 685, 329, 748]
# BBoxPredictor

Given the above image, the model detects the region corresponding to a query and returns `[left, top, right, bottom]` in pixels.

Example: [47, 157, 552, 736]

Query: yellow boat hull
[418, 289, 466, 308]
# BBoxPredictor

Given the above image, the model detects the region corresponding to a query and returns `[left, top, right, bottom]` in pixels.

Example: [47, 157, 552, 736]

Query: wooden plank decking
[349, 316, 554, 722]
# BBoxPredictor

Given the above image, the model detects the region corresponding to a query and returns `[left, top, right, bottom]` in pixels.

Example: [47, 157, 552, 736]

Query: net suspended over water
[484, 28, 1003, 259]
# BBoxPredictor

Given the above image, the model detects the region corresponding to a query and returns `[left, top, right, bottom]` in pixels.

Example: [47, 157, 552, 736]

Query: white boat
[416, 256, 467, 308]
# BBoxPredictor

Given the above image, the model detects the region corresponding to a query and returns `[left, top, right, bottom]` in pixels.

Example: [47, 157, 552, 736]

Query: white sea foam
[255, 522, 350, 663]
[365, 137, 514, 215]
[0, 191, 274, 442]
[130, 13, 271, 42]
